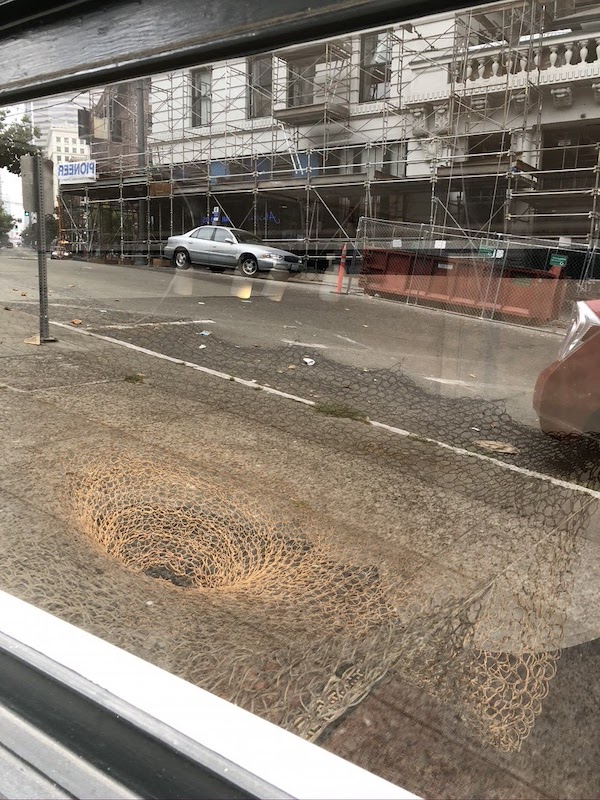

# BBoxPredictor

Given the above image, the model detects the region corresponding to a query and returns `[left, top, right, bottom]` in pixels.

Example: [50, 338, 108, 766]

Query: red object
[534, 299, 600, 435]
[335, 243, 347, 294]
[359, 248, 566, 323]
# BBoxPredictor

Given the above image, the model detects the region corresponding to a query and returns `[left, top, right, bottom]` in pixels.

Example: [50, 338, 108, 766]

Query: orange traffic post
[335, 242, 348, 294]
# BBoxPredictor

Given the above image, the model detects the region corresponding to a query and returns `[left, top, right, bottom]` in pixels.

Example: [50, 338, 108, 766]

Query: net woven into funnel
[64, 453, 583, 750]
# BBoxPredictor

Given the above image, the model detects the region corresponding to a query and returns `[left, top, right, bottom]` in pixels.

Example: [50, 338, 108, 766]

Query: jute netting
[63, 453, 584, 748]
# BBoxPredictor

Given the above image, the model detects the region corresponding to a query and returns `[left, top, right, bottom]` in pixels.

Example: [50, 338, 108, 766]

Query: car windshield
[232, 230, 263, 244]
[2, 2, 600, 799]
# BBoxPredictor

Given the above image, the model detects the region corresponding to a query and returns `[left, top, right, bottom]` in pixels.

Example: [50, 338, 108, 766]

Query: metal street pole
[33, 151, 56, 343]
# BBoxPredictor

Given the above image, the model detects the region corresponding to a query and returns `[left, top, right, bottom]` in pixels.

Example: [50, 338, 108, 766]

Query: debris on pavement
[198, 344, 207, 350]
[474, 440, 520, 454]
[3, 307, 11, 311]
[199, 330, 211, 336]
[20, 292, 27, 296]
[70, 319, 83, 326]
[24, 335, 41, 346]
[287, 364, 297, 370]
[302, 357, 316, 366]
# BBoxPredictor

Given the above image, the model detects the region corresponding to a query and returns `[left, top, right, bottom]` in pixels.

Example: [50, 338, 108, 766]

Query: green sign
[479, 246, 495, 257]
[549, 254, 567, 267]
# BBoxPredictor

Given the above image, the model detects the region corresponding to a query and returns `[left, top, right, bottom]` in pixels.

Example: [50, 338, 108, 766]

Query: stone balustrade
[451, 38, 600, 83]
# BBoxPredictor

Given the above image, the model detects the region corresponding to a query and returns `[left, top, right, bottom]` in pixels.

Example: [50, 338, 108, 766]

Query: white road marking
[51, 322, 315, 405]
[0, 382, 29, 394]
[369, 420, 600, 500]
[282, 339, 329, 349]
[335, 334, 362, 345]
[90, 319, 215, 330]
[424, 377, 479, 388]
[50, 321, 600, 502]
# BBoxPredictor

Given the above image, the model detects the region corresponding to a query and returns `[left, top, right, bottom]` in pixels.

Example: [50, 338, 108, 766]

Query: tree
[0, 202, 14, 247]
[0, 109, 39, 174]
[21, 215, 58, 248]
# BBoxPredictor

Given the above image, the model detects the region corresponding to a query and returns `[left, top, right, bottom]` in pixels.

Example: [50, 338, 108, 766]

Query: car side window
[191, 228, 214, 240]
[213, 228, 235, 243]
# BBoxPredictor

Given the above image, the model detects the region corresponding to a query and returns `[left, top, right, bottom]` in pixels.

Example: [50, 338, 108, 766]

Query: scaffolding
[58, 0, 600, 268]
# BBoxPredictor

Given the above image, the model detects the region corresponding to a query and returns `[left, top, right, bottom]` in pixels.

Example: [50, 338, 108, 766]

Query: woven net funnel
[63, 453, 585, 749]
[63, 453, 397, 739]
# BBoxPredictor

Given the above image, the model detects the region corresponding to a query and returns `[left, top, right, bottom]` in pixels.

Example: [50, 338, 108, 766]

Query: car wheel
[239, 256, 258, 277]
[173, 248, 191, 269]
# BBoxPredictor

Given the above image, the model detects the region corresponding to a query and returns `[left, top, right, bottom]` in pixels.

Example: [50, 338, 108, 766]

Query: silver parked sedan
[163, 226, 302, 277]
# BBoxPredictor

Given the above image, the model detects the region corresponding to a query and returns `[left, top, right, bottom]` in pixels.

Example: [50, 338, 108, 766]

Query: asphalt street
[1, 248, 599, 799]
[1, 249, 562, 427]
[2, 250, 598, 485]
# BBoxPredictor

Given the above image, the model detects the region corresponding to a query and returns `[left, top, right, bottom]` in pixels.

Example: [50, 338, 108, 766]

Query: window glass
[191, 227, 214, 239]
[360, 31, 392, 101]
[287, 60, 315, 107]
[3, 7, 600, 800]
[248, 56, 272, 118]
[213, 227, 235, 242]
[190, 67, 211, 126]
[232, 229, 262, 244]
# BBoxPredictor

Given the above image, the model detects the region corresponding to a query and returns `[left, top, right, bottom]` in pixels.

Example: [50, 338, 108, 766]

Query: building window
[287, 61, 316, 107]
[80, 148, 85, 154]
[56, 136, 61, 142]
[56, 146, 62, 152]
[111, 117, 123, 143]
[72, 137, 77, 144]
[64, 147, 70, 153]
[57, 155, 62, 162]
[190, 67, 212, 127]
[108, 88, 125, 143]
[248, 56, 272, 119]
[360, 31, 392, 102]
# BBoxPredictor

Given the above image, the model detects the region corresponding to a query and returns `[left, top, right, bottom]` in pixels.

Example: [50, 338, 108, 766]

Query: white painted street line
[282, 339, 329, 348]
[50, 321, 600, 502]
[0, 382, 29, 394]
[50, 322, 315, 406]
[424, 377, 481, 388]
[90, 319, 216, 330]
[335, 334, 363, 345]
[369, 420, 600, 501]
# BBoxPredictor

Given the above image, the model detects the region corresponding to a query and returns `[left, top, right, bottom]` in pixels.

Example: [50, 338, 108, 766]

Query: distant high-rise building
[45, 124, 91, 201]
[28, 94, 81, 151]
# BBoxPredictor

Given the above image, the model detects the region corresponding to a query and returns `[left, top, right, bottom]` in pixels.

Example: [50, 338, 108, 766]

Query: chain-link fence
[357, 217, 600, 328]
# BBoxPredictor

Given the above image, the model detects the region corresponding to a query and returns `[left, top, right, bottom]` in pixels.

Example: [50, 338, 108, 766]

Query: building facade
[59, 0, 600, 260]
[45, 125, 90, 201]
